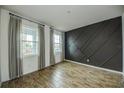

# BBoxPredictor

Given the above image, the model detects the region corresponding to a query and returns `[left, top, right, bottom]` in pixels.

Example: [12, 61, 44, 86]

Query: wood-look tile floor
[1, 61, 124, 88]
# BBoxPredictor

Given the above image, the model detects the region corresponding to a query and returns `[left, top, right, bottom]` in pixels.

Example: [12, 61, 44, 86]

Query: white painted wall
[0, 9, 10, 82]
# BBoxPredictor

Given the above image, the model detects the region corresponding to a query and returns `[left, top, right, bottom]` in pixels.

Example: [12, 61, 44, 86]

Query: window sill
[23, 54, 38, 58]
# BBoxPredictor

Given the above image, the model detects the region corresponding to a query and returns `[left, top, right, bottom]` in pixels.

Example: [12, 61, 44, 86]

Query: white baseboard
[64, 59, 124, 75]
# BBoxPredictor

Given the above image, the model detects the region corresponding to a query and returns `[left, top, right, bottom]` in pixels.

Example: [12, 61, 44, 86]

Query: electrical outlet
[86, 59, 90, 62]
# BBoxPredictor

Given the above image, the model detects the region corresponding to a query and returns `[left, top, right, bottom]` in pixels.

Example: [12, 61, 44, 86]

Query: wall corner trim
[122, 14, 124, 73]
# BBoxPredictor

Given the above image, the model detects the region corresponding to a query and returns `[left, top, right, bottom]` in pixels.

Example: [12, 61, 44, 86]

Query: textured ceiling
[2, 5, 124, 31]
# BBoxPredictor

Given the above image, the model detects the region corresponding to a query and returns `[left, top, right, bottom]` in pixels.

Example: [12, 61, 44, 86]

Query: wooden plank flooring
[1, 61, 124, 88]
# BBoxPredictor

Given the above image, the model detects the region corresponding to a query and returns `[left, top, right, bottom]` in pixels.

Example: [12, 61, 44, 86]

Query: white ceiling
[2, 5, 124, 31]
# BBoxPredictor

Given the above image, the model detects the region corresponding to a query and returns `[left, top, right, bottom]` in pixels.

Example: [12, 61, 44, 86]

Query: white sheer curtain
[21, 19, 45, 74]
[21, 19, 40, 74]
[53, 30, 65, 63]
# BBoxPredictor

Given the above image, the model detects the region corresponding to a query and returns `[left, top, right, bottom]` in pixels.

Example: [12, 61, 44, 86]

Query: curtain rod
[8, 11, 64, 32]
[9, 12, 45, 27]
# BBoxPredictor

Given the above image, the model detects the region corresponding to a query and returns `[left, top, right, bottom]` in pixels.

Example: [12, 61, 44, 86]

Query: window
[21, 25, 38, 56]
[54, 34, 62, 54]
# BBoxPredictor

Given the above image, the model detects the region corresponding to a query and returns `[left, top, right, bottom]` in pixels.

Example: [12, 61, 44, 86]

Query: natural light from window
[21, 25, 38, 56]
[54, 34, 62, 54]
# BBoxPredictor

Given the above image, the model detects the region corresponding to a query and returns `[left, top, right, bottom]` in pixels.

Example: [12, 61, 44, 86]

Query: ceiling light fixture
[67, 10, 71, 14]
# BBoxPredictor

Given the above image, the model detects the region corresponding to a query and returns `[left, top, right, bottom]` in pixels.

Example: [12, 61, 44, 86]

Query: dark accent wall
[65, 17, 122, 72]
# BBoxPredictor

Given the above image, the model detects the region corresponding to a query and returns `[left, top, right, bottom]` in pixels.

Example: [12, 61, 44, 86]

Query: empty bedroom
[0, 5, 124, 88]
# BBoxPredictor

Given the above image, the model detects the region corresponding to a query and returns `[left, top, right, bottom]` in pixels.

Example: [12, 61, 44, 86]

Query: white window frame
[54, 33, 62, 55]
[21, 20, 39, 57]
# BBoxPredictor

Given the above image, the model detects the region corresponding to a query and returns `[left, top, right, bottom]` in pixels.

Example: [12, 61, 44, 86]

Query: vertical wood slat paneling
[65, 17, 122, 72]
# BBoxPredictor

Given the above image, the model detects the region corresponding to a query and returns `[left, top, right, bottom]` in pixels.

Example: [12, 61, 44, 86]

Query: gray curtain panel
[38, 25, 45, 69]
[50, 27, 55, 65]
[8, 14, 23, 79]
